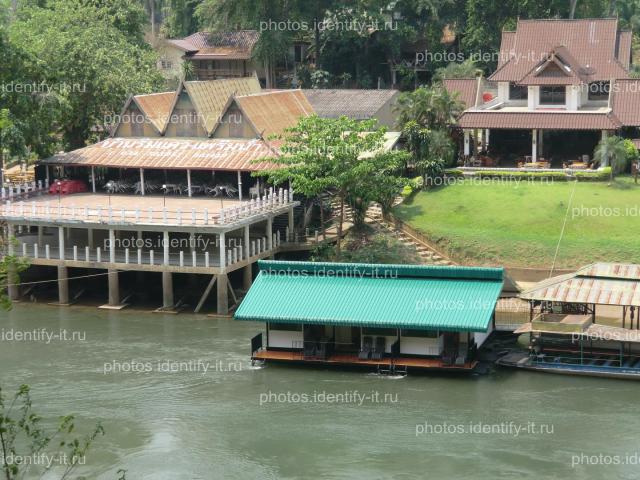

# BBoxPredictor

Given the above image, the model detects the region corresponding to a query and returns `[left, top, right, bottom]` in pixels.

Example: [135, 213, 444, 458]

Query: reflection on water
[1, 304, 638, 480]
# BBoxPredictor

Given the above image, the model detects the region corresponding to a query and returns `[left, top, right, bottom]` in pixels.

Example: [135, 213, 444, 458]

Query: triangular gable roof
[518, 46, 589, 85]
[489, 18, 630, 84]
[182, 76, 261, 135]
[232, 90, 314, 140]
[133, 91, 177, 133]
[168, 30, 259, 60]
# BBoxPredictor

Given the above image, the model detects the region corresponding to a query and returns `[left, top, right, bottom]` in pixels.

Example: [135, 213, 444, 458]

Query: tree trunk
[335, 193, 344, 259]
[149, 0, 155, 37]
[319, 195, 326, 239]
[569, 0, 578, 18]
[314, 17, 321, 69]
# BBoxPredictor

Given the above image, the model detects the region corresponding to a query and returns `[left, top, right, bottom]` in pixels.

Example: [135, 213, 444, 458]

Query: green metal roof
[234, 261, 504, 332]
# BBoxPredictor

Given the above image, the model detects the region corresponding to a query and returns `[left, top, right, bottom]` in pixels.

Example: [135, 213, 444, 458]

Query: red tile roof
[458, 111, 621, 130]
[42, 138, 277, 171]
[490, 18, 630, 84]
[442, 79, 479, 109]
[616, 31, 633, 69]
[611, 79, 640, 126]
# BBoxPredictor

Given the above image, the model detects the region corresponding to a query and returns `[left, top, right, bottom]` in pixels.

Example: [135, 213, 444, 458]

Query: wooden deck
[252, 349, 478, 372]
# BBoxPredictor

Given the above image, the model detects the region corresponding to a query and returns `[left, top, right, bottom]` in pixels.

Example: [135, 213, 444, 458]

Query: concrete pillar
[244, 225, 250, 259]
[87, 228, 94, 249]
[463, 130, 470, 156]
[139, 168, 145, 196]
[237, 171, 243, 201]
[163, 231, 169, 266]
[109, 229, 115, 263]
[266, 216, 273, 250]
[58, 226, 65, 260]
[91, 167, 96, 193]
[216, 273, 228, 314]
[107, 269, 120, 306]
[288, 207, 294, 241]
[58, 265, 69, 305]
[187, 169, 192, 197]
[189, 232, 196, 253]
[219, 232, 225, 268]
[162, 271, 174, 309]
[6, 224, 18, 301]
[37, 226, 44, 246]
[532, 129, 538, 162]
[472, 129, 479, 158]
[243, 265, 252, 291]
[538, 130, 544, 157]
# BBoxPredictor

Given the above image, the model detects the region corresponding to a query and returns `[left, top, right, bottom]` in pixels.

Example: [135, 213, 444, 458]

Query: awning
[234, 261, 504, 332]
[40, 137, 277, 172]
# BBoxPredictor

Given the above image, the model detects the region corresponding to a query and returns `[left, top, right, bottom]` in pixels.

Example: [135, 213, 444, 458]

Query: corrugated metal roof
[489, 19, 629, 83]
[133, 92, 176, 133]
[183, 77, 261, 134]
[235, 90, 314, 139]
[234, 261, 504, 332]
[520, 263, 640, 306]
[41, 137, 276, 171]
[302, 89, 399, 120]
[176, 30, 259, 59]
[458, 111, 621, 130]
[617, 31, 633, 69]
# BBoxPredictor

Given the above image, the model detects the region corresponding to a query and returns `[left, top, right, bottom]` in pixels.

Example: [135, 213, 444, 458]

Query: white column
[139, 168, 145, 196]
[532, 129, 538, 162]
[244, 225, 250, 259]
[187, 169, 192, 197]
[58, 226, 65, 260]
[91, 167, 96, 193]
[163, 231, 169, 265]
[266, 216, 273, 250]
[109, 229, 115, 263]
[237, 171, 243, 201]
[463, 130, 470, 156]
[538, 130, 544, 157]
[219, 232, 225, 268]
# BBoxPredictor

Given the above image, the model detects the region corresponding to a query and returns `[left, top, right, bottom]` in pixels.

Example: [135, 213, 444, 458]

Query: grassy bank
[394, 177, 640, 269]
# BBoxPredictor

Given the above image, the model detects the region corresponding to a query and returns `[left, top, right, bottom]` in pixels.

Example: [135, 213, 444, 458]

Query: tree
[0, 385, 105, 480]
[395, 85, 464, 131]
[258, 115, 406, 259]
[433, 59, 480, 82]
[594, 135, 628, 183]
[9, 0, 163, 149]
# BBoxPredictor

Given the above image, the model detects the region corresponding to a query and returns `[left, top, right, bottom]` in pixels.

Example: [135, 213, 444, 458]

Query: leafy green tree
[258, 115, 406, 258]
[395, 85, 464, 131]
[0, 385, 105, 480]
[162, 0, 202, 37]
[9, 0, 163, 149]
[433, 59, 480, 82]
[594, 135, 628, 182]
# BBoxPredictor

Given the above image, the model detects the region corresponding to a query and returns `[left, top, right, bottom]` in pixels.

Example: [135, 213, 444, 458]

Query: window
[160, 59, 173, 70]
[588, 81, 610, 101]
[269, 323, 302, 332]
[509, 84, 528, 100]
[540, 86, 566, 105]
[401, 329, 439, 338]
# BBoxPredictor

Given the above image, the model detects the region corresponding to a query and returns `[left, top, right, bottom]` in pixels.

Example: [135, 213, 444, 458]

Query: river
[1, 304, 638, 480]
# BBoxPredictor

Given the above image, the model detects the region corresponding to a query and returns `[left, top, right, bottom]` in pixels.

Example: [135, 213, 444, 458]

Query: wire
[549, 178, 578, 278]
[7, 270, 125, 288]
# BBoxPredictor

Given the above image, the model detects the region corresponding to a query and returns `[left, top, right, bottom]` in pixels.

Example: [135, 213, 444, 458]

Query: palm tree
[395, 85, 464, 130]
[593, 135, 628, 183]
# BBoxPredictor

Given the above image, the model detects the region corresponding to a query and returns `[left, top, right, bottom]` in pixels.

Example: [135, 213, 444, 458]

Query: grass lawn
[394, 176, 640, 269]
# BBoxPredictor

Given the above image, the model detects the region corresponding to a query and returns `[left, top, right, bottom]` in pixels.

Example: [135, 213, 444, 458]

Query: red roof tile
[168, 31, 259, 60]
[442, 79, 479, 109]
[458, 111, 621, 130]
[611, 79, 640, 126]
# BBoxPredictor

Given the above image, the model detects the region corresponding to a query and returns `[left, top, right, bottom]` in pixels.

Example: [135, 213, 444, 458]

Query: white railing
[1, 180, 48, 201]
[2, 187, 294, 227]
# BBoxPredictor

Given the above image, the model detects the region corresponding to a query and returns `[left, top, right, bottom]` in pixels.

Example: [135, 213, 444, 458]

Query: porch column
[244, 225, 250, 259]
[219, 232, 225, 268]
[109, 229, 115, 263]
[139, 168, 145, 196]
[87, 228, 94, 250]
[37, 226, 44, 246]
[6, 224, 18, 301]
[91, 167, 96, 193]
[288, 207, 294, 241]
[480, 129, 486, 152]
[237, 171, 243, 201]
[107, 269, 120, 306]
[485, 129, 490, 150]
[187, 169, 192, 197]
[163, 231, 169, 266]
[243, 265, 252, 290]
[266, 216, 273, 251]
[473, 129, 479, 158]
[58, 226, 65, 260]
[463, 130, 470, 156]
[216, 273, 228, 314]
[531, 129, 538, 162]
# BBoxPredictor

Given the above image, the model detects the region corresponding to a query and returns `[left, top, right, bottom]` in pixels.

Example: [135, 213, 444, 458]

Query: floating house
[499, 263, 640, 379]
[234, 260, 504, 373]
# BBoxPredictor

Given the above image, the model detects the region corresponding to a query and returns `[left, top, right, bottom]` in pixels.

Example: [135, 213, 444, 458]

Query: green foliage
[396, 85, 464, 130]
[8, 0, 163, 149]
[163, 0, 202, 37]
[594, 136, 628, 179]
[0, 384, 105, 479]
[433, 59, 480, 82]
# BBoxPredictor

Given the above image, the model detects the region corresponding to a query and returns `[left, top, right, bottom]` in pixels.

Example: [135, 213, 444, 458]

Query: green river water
[1, 303, 639, 480]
